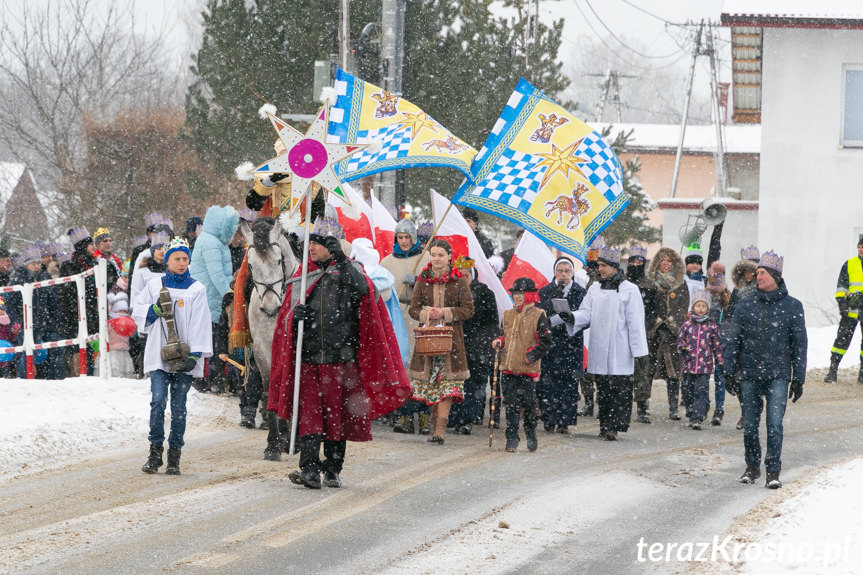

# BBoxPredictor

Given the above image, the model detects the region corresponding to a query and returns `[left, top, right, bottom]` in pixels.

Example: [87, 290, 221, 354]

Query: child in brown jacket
[492, 278, 552, 452]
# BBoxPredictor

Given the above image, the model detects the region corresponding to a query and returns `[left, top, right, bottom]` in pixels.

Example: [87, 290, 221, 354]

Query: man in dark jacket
[723, 250, 807, 489]
[462, 208, 495, 258]
[58, 227, 99, 376]
[626, 246, 658, 423]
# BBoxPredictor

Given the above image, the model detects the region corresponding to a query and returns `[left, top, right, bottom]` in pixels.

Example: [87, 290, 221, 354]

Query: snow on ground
[0, 376, 233, 480]
[806, 324, 861, 369]
[736, 458, 863, 574]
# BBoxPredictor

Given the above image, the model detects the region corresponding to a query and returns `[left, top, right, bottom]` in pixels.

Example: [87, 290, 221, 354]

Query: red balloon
[109, 316, 137, 337]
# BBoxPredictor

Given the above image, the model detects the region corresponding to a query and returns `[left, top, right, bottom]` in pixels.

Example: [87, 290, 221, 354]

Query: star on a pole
[248, 104, 364, 212]
[535, 137, 589, 191]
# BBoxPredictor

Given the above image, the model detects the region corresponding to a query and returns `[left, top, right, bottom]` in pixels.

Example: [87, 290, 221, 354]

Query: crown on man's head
[628, 245, 648, 259]
[758, 250, 784, 274]
[67, 226, 90, 245]
[166, 237, 190, 252]
[311, 216, 345, 240]
[598, 245, 621, 264]
[587, 236, 606, 251]
[741, 245, 760, 262]
[239, 208, 258, 223]
[453, 255, 475, 270]
[144, 212, 163, 228]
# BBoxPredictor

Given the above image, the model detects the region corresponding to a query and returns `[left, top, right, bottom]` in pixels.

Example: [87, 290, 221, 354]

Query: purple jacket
[676, 318, 723, 375]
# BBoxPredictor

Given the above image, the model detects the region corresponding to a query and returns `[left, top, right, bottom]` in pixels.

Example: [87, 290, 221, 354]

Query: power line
[618, 0, 672, 25]
[582, 0, 684, 60]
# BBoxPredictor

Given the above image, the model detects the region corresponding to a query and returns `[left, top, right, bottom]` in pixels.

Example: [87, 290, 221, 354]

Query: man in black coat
[723, 250, 807, 489]
[625, 246, 658, 423]
[462, 208, 495, 258]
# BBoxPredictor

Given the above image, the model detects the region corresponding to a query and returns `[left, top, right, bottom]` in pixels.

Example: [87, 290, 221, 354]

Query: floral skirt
[412, 356, 465, 405]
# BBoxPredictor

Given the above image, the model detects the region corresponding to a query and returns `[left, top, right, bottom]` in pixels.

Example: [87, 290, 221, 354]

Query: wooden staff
[218, 354, 246, 375]
[489, 349, 501, 448]
[395, 195, 456, 301]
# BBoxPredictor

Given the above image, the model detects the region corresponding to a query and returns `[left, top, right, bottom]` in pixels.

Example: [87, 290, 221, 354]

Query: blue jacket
[189, 206, 239, 322]
[722, 280, 807, 384]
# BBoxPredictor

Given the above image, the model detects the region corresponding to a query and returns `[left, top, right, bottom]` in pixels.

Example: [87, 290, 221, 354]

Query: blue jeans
[740, 378, 788, 473]
[149, 369, 193, 449]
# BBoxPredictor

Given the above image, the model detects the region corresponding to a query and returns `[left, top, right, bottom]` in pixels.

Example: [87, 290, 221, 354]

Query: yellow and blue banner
[327, 68, 477, 182]
[453, 79, 628, 263]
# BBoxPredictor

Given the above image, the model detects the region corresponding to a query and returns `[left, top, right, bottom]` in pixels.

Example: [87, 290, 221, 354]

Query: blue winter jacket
[722, 280, 807, 384]
[189, 206, 239, 323]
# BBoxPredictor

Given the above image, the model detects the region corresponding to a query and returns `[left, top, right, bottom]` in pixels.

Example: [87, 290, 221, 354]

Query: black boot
[141, 444, 163, 474]
[165, 447, 181, 475]
[525, 428, 538, 452]
[824, 352, 841, 383]
[765, 471, 782, 489]
[635, 400, 651, 424]
[577, 394, 594, 417]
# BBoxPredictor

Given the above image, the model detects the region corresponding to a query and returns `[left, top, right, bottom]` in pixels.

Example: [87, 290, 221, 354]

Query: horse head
[240, 216, 297, 318]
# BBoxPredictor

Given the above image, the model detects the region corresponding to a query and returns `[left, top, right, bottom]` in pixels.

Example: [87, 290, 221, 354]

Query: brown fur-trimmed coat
[644, 247, 690, 380]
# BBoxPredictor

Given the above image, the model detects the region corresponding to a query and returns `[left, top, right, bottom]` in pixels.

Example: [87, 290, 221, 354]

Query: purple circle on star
[288, 139, 328, 178]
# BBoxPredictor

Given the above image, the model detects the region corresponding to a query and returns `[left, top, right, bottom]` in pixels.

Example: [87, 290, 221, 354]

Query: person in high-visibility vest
[824, 234, 863, 383]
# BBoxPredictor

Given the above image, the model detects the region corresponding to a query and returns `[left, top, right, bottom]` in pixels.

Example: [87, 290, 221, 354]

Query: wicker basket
[413, 325, 454, 356]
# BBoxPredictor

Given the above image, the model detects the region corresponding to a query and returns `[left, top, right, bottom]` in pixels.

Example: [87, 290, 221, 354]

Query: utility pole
[587, 69, 638, 122]
[706, 25, 727, 197]
[668, 21, 704, 199]
[379, 0, 406, 209]
[339, 0, 350, 71]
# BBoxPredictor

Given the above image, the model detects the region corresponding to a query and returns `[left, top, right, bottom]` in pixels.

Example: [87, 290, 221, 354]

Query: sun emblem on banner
[248, 104, 365, 212]
[535, 136, 589, 191]
[396, 111, 441, 141]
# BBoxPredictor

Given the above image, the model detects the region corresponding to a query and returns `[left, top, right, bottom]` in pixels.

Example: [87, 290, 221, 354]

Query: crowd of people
[0, 183, 820, 490]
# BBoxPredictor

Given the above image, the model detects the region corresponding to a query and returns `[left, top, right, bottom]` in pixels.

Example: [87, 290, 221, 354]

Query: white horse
[238, 215, 298, 460]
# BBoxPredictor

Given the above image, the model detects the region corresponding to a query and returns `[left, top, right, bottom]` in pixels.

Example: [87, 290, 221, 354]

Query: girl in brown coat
[646, 247, 691, 420]
[407, 240, 475, 443]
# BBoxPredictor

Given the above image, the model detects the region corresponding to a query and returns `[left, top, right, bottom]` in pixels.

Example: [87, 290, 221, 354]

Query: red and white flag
[431, 189, 512, 321]
[500, 231, 556, 292]
[331, 182, 398, 260]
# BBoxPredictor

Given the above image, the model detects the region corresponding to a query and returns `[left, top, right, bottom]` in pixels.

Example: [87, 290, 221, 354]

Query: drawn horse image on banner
[422, 135, 469, 155]
[544, 182, 592, 231]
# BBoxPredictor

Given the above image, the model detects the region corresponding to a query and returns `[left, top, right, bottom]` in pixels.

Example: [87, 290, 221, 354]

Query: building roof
[589, 122, 761, 155]
[722, 0, 863, 28]
[0, 162, 26, 205]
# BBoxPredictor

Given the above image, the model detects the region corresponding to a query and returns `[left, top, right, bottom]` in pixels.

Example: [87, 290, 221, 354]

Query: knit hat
[858, 234, 863, 248]
[462, 207, 480, 224]
[740, 245, 760, 262]
[684, 246, 703, 265]
[94, 227, 111, 244]
[691, 289, 711, 309]
[21, 244, 41, 266]
[185, 216, 204, 233]
[0, 248, 9, 259]
[510, 277, 539, 293]
[395, 218, 418, 245]
[164, 237, 191, 262]
[597, 245, 621, 268]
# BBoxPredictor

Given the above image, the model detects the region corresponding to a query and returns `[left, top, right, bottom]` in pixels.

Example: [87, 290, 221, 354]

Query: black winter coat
[723, 280, 807, 384]
[537, 280, 586, 379]
[57, 249, 116, 338]
[462, 278, 499, 367]
[295, 259, 369, 364]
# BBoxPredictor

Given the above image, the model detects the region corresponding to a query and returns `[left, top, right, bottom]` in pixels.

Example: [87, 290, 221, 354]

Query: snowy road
[1, 372, 861, 575]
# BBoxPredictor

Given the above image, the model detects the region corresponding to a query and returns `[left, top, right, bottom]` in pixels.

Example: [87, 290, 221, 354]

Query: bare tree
[0, 0, 176, 231]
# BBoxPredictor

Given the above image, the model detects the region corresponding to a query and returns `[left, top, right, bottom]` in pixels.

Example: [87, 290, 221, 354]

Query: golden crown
[453, 255, 475, 269]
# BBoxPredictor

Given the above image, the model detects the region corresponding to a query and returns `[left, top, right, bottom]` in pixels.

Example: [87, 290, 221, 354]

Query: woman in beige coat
[407, 239, 474, 443]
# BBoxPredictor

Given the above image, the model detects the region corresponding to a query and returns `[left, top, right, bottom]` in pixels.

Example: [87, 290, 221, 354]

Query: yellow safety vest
[838, 257, 863, 319]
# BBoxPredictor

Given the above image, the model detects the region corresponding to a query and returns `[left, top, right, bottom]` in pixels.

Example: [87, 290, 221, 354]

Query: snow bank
[0, 377, 231, 479]
[739, 458, 863, 574]
[806, 324, 861, 369]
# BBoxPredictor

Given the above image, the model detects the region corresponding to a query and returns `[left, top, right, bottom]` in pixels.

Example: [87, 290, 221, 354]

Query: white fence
[0, 259, 109, 379]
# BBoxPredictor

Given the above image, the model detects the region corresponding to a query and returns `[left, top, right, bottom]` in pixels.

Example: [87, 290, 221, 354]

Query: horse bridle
[247, 241, 289, 301]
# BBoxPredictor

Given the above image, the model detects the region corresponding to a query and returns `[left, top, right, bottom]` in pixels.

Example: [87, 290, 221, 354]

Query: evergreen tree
[600, 127, 661, 247]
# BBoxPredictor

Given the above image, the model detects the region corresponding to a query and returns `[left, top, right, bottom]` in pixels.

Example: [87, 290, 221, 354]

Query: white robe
[131, 276, 213, 378]
[566, 279, 648, 376]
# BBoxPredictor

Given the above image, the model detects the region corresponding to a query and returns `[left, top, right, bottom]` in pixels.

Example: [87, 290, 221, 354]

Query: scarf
[418, 264, 463, 284]
[654, 270, 677, 291]
[690, 313, 709, 324]
[599, 270, 625, 290]
[514, 292, 540, 311]
[392, 241, 423, 258]
[162, 269, 196, 289]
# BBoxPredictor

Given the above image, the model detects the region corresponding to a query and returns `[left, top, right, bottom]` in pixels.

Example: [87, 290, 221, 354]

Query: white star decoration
[249, 104, 364, 212]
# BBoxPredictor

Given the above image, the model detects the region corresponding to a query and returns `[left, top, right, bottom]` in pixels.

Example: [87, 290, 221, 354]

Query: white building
[722, 1, 863, 326]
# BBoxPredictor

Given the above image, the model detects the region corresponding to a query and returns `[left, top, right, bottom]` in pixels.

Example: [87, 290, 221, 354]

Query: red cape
[267, 260, 412, 422]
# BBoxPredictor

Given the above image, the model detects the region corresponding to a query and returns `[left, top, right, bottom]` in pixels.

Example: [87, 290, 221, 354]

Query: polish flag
[500, 231, 556, 292]
[431, 190, 512, 321]
[370, 194, 397, 260]
[331, 182, 374, 245]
